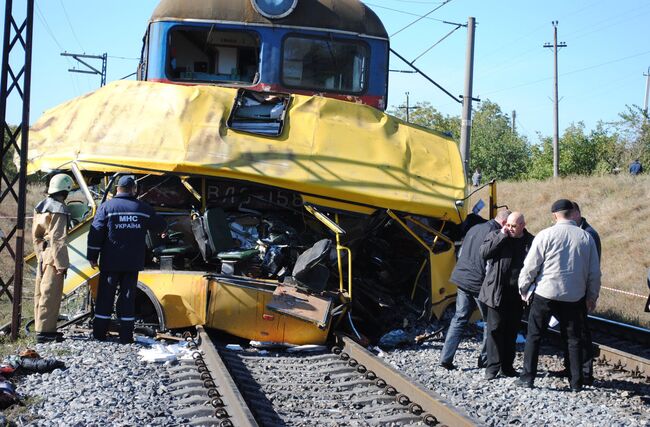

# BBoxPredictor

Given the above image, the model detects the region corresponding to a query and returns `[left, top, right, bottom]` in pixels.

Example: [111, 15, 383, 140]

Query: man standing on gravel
[479, 212, 534, 380]
[86, 176, 165, 344]
[558, 201, 601, 385]
[439, 209, 511, 370]
[32, 174, 74, 343]
[516, 199, 601, 392]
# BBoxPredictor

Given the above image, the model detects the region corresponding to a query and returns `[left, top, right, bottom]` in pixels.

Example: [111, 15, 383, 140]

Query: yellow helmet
[47, 173, 74, 195]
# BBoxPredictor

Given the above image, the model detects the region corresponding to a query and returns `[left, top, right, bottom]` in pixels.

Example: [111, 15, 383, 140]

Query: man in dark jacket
[86, 176, 166, 343]
[479, 212, 534, 379]
[439, 209, 511, 370]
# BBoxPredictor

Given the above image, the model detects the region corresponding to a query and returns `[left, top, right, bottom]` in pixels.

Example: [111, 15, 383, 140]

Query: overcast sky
[3, 0, 649, 142]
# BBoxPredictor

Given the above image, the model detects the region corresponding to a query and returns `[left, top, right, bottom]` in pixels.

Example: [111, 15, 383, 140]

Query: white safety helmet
[47, 173, 74, 195]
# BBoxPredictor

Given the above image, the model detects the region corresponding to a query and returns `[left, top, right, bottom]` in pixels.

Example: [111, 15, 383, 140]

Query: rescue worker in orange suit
[86, 176, 165, 343]
[32, 174, 74, 343]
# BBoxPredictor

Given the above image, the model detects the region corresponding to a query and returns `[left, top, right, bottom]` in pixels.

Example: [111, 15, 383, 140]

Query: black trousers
[562, 302, 594, 380]
[93, 271, 138, 343]
[521, 294, 584, 388]
[485, 292, 523, 375]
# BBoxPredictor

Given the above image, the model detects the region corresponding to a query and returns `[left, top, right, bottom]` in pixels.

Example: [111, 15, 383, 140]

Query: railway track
[169, 327, 478, 426]
[523, 314, 650, 381]
[587, 315, 650, 380]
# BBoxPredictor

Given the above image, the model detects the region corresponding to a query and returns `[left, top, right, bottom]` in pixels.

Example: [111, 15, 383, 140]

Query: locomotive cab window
[281, 36, 368, 94]
[167, 27, 260, 85]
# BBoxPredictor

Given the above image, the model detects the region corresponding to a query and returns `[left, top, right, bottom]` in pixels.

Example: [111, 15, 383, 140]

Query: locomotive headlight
[251, 0, 298, 19]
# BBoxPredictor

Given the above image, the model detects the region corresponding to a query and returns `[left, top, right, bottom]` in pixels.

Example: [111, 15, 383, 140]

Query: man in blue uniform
[86, 176, 165, 343]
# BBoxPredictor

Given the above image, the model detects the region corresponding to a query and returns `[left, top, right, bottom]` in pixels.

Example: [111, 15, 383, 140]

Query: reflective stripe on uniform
[106, 212, 150, 218]
[87, 245, 101, 250]
[120, 317, 136, 321]
[95, 314, 111, 319]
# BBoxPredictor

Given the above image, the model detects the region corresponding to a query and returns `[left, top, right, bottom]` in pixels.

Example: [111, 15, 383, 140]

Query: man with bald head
[479, 212, 534, 379]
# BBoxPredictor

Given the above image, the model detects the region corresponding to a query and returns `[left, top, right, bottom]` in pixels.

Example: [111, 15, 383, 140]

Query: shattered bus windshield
[167, 27, 260, 84]
[282, 36, 368, 93]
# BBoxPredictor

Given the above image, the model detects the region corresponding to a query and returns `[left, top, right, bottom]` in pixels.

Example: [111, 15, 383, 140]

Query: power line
[34, 2, 64, 51]
[108, 55, 140, 61]
[389, 0, 453, 37]
[365, 3, 448, 24]
[58, 0, 84, 52]
[411, 24, 462, 64]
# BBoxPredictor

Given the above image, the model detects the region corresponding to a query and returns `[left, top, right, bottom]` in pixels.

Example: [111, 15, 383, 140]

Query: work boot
[35, 333, 59, 344]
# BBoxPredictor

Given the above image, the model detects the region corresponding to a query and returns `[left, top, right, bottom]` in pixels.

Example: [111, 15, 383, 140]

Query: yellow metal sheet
[138, 271, 208, 328]
[27, 81, 466, 222]
[206, 277, 330, 345]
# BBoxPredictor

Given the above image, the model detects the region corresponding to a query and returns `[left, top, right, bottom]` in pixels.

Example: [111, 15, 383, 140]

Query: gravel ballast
[5, 323, 649, 426]
[381, 323, 650, 427]
[7, 334, 180, 426]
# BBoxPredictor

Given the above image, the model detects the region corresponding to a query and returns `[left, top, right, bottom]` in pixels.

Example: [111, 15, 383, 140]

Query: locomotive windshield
[167, 27, 260, 84]
[281, 36, 368, 94]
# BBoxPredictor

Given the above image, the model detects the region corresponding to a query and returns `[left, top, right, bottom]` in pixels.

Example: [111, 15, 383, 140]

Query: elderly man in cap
[516, 199, 601, 392]
[86, 176, 165, 343]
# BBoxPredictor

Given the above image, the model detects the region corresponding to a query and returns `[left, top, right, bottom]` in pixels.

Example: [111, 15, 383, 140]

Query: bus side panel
[206, 278, 329, 345]
[138, 271, 208, 329]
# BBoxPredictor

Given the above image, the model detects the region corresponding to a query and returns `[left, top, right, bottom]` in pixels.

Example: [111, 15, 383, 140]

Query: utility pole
[399, 92, 417, 123]
[512, 110, 516, 134]
[643, 67, 650, 120]
[0, 0, 35, 340]
[544, 21, 567, 178]
[61, 52, 107, 87]
[459, 16, 477, 179]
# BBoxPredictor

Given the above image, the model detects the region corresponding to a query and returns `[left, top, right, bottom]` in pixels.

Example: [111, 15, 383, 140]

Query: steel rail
[336, 334, 478, 426]
[522, 318, 650, 380]
[196, 326, 258, 427]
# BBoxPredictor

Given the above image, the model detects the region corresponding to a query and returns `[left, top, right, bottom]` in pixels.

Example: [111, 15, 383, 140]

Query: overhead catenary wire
[389, 0, 453, 37]
[58, 0, 84, 52]
[365, 3, 449, 25]
[34, 1, 80, 95]
[411, 24, 462, 64]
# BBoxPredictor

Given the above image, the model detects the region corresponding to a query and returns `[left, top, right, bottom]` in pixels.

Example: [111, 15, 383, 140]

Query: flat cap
[117, 175, 136, 187]
[551, 198, 573, 213]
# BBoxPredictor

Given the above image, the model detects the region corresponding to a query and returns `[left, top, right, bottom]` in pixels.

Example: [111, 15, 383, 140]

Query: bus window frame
[280, 33, 370, 96]
[164, 24, 262, 86]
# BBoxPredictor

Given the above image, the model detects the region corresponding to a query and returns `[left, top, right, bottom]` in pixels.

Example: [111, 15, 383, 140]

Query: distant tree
[389, 101, 461, 140]
[389, 100, 531, 181]
[470, 100, 530, 181]
[612, 104, 650, 170]
[527, 122, 613, 179]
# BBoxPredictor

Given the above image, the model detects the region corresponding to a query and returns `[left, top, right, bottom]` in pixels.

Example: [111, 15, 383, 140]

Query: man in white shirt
[515, 199, 601, 392]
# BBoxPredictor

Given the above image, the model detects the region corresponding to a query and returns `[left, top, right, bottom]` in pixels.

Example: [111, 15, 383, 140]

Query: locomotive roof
[151, 0, 388, 39]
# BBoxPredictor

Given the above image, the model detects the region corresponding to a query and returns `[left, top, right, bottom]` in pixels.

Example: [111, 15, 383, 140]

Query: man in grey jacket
[516, 199, 601, 392]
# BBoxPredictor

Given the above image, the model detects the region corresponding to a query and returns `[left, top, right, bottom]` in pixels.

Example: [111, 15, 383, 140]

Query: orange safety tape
[600, 286, 647, 299]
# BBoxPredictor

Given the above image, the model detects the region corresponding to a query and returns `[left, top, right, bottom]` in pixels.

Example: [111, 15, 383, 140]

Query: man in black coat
[439, 209, 511, 370]
[479, 212, 534, 379]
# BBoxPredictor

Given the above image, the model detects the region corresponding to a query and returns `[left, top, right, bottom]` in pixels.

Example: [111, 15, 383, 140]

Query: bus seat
[192, 207, 259, 274]
[285, 239, 332, 293]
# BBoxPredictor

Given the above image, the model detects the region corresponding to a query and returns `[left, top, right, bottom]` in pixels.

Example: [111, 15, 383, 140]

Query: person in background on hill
[439, 209, 511, 370]
[472, 168, 482, 187]
[479, 212, 534, 380]
[32, 174, 74, 343]
[86, 176, 166, 344]
[629, 159, 643, 175]
[516, 199, 601, 392]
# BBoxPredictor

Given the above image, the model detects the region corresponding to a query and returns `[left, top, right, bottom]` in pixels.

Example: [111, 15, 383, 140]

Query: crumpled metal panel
[27, 81, 466, 222]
